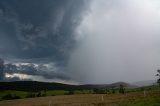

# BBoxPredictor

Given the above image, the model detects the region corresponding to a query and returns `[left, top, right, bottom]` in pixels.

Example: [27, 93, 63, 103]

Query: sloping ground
[0, 90, 159, 106]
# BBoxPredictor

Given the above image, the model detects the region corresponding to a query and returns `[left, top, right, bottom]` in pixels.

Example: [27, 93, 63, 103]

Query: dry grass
[0, 90, 159, 106]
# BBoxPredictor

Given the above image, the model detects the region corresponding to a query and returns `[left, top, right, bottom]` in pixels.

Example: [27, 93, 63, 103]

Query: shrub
[2, 93, 21, 100]
[119, 84, 125, 94]
[36, 92, 41, 97]
[68, 90, 74, 95]
[25, 92, 36, 98]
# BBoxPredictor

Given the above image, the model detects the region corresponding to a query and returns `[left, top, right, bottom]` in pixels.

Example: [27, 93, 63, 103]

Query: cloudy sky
[0, 0, 160, 84]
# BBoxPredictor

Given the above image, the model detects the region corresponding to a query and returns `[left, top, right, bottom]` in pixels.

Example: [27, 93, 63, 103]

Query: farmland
[0, 89, 159, 106]
[0, 81, 159, 106]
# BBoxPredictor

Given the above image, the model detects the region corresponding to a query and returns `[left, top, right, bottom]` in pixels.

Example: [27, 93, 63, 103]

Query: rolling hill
[0, 81, 135, 91]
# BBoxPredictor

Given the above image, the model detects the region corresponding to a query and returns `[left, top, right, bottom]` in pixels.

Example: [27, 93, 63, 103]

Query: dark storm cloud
[2, 0, 160, 84]
[0, 0, 90, 82]
[0, 0, 89, 65]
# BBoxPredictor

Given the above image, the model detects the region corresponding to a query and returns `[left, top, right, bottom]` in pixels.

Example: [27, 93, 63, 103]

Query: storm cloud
[1, 0, 160, 84]
[0, 0, 89, 82]
[0, 0, 89, 62]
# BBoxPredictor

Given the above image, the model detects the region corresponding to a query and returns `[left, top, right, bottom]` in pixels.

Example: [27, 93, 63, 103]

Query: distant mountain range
[0, 81, 135, 91]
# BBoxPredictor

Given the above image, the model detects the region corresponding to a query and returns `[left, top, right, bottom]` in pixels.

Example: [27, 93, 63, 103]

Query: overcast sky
[0, 0, 160, 84]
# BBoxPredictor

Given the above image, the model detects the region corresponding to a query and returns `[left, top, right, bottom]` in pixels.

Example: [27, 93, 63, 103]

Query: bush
[64, 90, 74, 95]
[41, 93, 46, 97]
[68, 90, 74, 95]
[119, 84, 125, 94]
[2, 93, 21, 100]
[12, 94, 21, 99]
[26, 91, 46, 98]
[36, 92, 41, 97]
[2, 93, 12, 100]
[93, 88, 106, 94]
[25, 92, 36, 98]
[112, 89, 115, 94]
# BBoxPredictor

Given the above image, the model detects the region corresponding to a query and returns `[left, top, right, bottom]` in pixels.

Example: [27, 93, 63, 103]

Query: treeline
[0, 81, 79, 91]
[0, 88, 124, 101]
[0, 81, 129, 92]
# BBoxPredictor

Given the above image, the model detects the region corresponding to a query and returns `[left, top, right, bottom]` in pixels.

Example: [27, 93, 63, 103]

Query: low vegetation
[0, 85, 159, 106]
[0, 89, 159, 106]
[0, 73, 159, 105]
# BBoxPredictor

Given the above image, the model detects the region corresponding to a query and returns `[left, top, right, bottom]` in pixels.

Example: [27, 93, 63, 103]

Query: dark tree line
[156, 70, 160, 86]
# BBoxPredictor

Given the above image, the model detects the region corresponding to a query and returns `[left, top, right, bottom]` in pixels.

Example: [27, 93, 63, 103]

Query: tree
[156, 69, 160, 86]
[119, 84, 125, 94]
[111, 88, 115, 94]
[68, 90, 74, 95]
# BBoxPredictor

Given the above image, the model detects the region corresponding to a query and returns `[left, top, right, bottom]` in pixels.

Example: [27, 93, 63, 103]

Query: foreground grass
[129, 98, 160, 106]
[0, 90, 159, 106]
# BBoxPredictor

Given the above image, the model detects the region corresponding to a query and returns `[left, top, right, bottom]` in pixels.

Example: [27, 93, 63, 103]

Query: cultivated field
[0, 90, 159, 106]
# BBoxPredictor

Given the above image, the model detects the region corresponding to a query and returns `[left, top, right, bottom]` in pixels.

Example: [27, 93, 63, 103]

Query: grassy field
[0, 90, 70, 100]
[0, 89, 159, 106]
